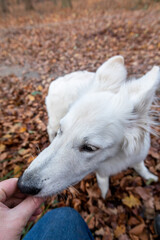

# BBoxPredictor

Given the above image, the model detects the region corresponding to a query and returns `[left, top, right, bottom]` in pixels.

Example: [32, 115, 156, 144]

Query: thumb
[12, 196, 44, 224]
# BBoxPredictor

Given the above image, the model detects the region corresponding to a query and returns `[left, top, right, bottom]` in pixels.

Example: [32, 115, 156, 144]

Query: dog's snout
[18, 175, 41, 195]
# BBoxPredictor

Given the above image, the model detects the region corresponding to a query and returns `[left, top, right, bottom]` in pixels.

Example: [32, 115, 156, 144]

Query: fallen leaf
[134, 187, 151, 200]
[14, 165, 22, 178]
[27, 156, 35, 163]
[0, 144, 6, 153]
[72, 198, 81, 211]
[103, 226, 113, 240]
[0, 152, 8, 161]
[122, 194, 141, 208]
[86, 184, 101, 198]
[95, 227, 105, 236]
[128, 217, 140, 226]
[154, 196, 160, 211]
[119, 234, 130, 240]
[37, 85, 43, 91]
[129, 223, 145, 235]
[114, 225, 126, 238]
[85, 214, 95, 230]
[19, 126, 27, 133]
[2, 134, 12, 139]
[144, 197, 155, 220]
[27, 95, 35, 101]
[18, 148, 30, 156]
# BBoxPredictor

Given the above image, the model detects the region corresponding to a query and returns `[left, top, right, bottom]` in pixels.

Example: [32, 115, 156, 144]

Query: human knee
[45, 207, 83, 224]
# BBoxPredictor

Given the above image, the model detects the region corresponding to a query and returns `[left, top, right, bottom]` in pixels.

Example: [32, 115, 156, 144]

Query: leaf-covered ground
[0, 3, 160, 239]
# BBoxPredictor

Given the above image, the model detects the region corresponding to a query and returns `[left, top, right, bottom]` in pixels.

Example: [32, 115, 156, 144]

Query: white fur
[46, 71, 95, 141]
[20, 56, 159, 198]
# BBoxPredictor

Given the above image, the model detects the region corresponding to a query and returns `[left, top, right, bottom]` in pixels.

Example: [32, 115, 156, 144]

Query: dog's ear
[127, 66, 160, 113]
[95, 55, 127, 92]
[123, 66, 160, 155]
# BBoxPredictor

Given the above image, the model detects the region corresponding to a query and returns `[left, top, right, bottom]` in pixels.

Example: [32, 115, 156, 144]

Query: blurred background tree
[24, 0, 34, 10]
[0, 0, 159, 15]
[52, 0, 57, 5]
[0, 0, 9, 12]
[61, 0, 72, 8]
[51, 0, 72, 8]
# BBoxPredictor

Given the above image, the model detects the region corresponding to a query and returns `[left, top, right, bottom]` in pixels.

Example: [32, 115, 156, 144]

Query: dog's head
[18, 56, 160, 197]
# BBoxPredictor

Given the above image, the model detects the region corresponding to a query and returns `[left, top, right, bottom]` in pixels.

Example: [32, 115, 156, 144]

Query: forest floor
[0, 3, 160, 239]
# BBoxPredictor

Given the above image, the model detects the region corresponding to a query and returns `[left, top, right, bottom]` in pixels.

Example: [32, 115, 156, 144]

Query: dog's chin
[33, 190, 56, 198]
[34, 187, 66, 198]
[35, 182, 80, 198]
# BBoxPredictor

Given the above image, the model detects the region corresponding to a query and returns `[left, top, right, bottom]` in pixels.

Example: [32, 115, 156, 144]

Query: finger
[28, 207, 43, 222]
[12, 196, 44, 225]
[0, 201, 8, 210]
[5, 197, 24, 208]
[13, 192, 27, 199]
[32, 207, 43, 216]
[0, 178, 18, 202]
[29, 216, 38, 222]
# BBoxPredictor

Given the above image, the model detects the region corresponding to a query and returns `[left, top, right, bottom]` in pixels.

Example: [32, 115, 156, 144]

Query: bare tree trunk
[24, 0, 34, 10]
[0, 0, 9, 12]
[67, 0, 72, 8]
[61, 0, 72, 8]
[52, 0, 57, 5]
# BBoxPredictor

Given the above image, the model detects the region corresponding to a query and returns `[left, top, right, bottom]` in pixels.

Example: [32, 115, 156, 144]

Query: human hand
[0, 178, 44, 240]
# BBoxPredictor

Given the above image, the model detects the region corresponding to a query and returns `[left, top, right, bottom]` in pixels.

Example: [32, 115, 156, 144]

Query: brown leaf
[139, 231, 149, 240]
[2, 134, 12, 139]
[149, 148, 160, 160]
[144, 197, 155, 220]
[85, 214, 95, 230]
[102, 226, 113, 240]
[119, 234, 130, 240]
[0, 152, 8, 161]
[72, 198, 81, 211]
[0, 144, 6, 153]
[27, 95, 35, 101]
[129, 234, 140, 240]
[37, 85, 43, 91]
[18, 148, 30, 156]
[19, 126, 27, 133]
[154, 196, 160, 211]
[128, 217, 140, 226]
[129, 223, 145, 235]
[86, 184, 101, 198]
[134, 187, 151, 200]
[14, 165, 22, 178]
[27, 156, 35, 163]
[95, 227, 105, 236]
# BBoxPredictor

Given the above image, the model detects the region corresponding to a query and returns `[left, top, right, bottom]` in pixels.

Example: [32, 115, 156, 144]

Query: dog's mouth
[17, 170, 89, 197]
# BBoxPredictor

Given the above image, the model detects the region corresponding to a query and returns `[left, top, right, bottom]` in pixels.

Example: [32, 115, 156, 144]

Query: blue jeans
[24, 207, 94, 240]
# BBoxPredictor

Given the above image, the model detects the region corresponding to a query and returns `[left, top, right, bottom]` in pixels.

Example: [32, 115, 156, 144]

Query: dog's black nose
[18, 176, 41, 195]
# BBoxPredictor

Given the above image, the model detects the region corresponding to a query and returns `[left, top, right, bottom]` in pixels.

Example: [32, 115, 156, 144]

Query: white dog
[18, 56, 159, 198]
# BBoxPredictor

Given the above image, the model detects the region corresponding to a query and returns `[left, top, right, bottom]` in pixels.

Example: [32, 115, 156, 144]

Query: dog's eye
[80, 144, 98, 152]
